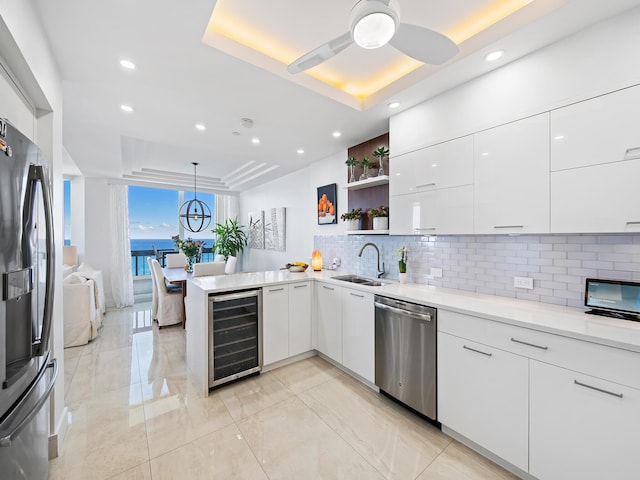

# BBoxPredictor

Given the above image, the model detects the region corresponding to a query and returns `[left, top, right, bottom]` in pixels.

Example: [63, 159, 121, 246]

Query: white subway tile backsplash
[314, 233, 640, 309]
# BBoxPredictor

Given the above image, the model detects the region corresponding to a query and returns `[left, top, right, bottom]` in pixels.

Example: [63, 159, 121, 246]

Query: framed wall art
[317, 183, 337, 225]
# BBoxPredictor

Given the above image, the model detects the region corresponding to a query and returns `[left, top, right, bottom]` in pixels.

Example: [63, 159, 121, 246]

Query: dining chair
[149, 259, 183, 327]
[165, 252, 187, 268]
[147, 257, 159, 320]
[192, 262, 226, 277]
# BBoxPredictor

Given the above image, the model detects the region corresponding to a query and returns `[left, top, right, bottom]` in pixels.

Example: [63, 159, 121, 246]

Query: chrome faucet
[358, 242, 385, 278]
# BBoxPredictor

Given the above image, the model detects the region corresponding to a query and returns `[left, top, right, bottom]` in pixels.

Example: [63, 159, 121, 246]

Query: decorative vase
[378, 161, 385, 176]
[186, 256, 195, 273]
[373, 217, 388, 230]
[345, 218, 360, 231]
[349, 165, 356, 183]
[359, 169, 369, 181]
[399, 272, 408, 284]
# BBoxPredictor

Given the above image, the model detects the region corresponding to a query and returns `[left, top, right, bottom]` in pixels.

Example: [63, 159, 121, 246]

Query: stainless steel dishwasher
[374, 295, 437, 420]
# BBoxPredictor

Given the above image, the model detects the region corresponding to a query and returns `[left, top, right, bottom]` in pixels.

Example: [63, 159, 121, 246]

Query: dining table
[162, 266, 191, 328]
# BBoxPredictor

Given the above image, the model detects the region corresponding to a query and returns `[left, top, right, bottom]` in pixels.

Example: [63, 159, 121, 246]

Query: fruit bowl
[286, 263, 308, 272]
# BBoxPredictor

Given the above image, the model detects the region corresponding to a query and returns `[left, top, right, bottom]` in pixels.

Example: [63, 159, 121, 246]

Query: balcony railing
[131, 248, 215, 276]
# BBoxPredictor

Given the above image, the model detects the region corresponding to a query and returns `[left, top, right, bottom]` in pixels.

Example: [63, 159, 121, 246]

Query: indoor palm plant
[212, 218, 248, 261]
[345, 156, 358, 183]
[372, 146, 389, 176]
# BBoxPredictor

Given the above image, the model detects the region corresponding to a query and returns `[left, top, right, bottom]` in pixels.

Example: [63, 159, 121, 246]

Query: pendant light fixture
[179, 162, 212, 233]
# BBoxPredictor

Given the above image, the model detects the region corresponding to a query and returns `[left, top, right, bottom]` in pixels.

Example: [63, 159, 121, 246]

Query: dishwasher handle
[374, 301, 432, 322]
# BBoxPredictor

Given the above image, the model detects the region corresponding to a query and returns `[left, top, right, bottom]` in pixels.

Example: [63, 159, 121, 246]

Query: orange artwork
[317, 184, 337, 225]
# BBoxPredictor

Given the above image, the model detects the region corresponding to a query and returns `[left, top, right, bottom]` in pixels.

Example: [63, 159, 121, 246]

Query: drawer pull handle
[494, 225, 524, 229]
[625, 147, 640, 160]
[510, 338, 548, 350]
[416, 183, 436, 189]
[626, 221, 640, 226]
[463, 345, 492, 357]
[415, 227, 436, 231]
[349, 292, 364, 298]
[574, 380, 623, 399]
[322, 286, 335, 291]
[268, 287, 285, 292]
[293, 284, 308, 289]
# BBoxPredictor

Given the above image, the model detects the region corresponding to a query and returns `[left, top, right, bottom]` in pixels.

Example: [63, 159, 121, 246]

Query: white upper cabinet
[551, 158, 640, 233]
[390, 136, 473, 197]
[390, 185, 474, 235]
[551, 85, 640, 172]
[474, 113, 550, 234]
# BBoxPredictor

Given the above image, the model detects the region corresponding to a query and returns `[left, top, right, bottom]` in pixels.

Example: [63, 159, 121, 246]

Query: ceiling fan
[287, 0, 459, 74]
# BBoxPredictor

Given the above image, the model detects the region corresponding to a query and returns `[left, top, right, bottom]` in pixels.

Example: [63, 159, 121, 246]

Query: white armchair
[63, 272, 100, 347]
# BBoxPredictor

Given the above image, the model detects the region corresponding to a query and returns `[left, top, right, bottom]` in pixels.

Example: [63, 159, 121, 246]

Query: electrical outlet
[430, 267, 443, 278]
[514, 276, 534, 289]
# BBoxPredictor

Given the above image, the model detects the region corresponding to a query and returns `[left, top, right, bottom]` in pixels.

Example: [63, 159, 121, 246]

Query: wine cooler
[208, 289, 262, 388]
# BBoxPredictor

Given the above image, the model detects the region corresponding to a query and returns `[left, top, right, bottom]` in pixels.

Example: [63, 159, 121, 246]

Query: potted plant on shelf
[397, 246, 409, 284]
[368, 205, 389, 230]
[212, 218, 248, 272]
[372, 146, 389, 176]
[340, 208, 363, 231]
[359, 157, 374, 181]
[345, 156, 358, 183]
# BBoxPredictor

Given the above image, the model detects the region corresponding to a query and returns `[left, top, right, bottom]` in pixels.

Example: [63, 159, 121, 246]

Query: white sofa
[62, 262, 105, 347]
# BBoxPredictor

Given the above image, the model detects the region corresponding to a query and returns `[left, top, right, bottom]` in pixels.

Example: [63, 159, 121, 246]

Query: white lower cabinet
[263, 281, 312, 366]
[341, 288, 374, 383]
[529, 360, 640, 480]
[289, 281, 312, 356]
[438, 332, 529, 471]
[262, 285, 289, 365]
[316, 282, 343, 363]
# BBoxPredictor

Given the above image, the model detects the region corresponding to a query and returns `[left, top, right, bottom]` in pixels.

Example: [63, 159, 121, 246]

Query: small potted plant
[340, 208, 362, 231]
[368, 205, 389, 230]
[372, 146, 389, 176]
[345, 156, 358, 183]
[397, 246, 409, 284]
[359, 157, 374, 181]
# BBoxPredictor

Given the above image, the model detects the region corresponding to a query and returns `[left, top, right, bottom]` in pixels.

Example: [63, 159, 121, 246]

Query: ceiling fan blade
[287, 32, 353, 74]
[389, 23, 459, 65]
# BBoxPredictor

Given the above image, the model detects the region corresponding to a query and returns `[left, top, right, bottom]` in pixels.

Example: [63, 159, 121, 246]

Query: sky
[127, 186, 215, 240]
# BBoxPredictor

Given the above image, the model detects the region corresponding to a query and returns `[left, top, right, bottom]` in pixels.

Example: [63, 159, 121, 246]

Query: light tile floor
[50, 303, 519, 480]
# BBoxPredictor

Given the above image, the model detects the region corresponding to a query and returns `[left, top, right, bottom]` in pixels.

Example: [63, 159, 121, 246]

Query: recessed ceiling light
[431, 164, 437, 167]
[120, 104, 134, 113]
[484, 50, 504, 62]
[251, 138, 260, 144]
[297, 149, 304, 154]
[481, 152, 489, 156]
[388, 101, 400, 109]
[119, 59, 136, 70]
[554, 135, 565, 140]
[195, 123, 206, 131]
[333, 131, 341, 138]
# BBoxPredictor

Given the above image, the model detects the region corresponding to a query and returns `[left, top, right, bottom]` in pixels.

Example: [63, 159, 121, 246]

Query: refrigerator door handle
[26, 164, 55, 356]
[0, 359, 57, 447]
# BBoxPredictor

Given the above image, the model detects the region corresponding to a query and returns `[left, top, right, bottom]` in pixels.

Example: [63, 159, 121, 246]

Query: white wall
[0, 0, 67, 457]
[391, 5, 640, 156]
[240, 150, 350, 271]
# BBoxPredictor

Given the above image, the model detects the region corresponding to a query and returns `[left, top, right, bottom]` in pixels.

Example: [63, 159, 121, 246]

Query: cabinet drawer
[439, 309, 640, 389]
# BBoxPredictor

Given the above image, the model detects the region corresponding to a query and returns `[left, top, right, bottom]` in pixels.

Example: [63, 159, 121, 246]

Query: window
[63, 179, 71, 246]
[128, 185, 215, 276]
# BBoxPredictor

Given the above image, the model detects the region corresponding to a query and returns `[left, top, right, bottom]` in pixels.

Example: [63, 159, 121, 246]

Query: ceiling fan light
[353, 12, 396, 49]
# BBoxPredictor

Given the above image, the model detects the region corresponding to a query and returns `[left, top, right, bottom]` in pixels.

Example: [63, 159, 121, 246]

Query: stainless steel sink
[331, 274, 385, 287]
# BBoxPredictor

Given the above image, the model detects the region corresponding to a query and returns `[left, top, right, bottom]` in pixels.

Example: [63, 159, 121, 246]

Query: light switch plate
[430, 268, 443, 278]
[514, 276, 534, 289]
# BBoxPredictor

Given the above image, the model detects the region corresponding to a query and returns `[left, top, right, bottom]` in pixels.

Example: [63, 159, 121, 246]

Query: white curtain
[215, 194, 239, 225]
[109, 184, 134, 307]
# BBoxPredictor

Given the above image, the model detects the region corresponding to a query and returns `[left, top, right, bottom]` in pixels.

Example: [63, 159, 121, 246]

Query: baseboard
[48, 406, 69, 459]
[261, 351, 316, 372]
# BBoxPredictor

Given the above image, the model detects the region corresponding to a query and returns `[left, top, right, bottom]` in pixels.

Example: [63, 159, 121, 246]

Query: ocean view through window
[128, 186, 215, 275]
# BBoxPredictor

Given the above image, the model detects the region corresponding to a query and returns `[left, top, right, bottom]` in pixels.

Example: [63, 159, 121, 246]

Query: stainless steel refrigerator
[0, 118, 57, 479]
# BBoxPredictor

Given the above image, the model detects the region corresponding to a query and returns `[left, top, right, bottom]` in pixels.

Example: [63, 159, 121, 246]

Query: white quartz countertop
[188, 270, 640, 354]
